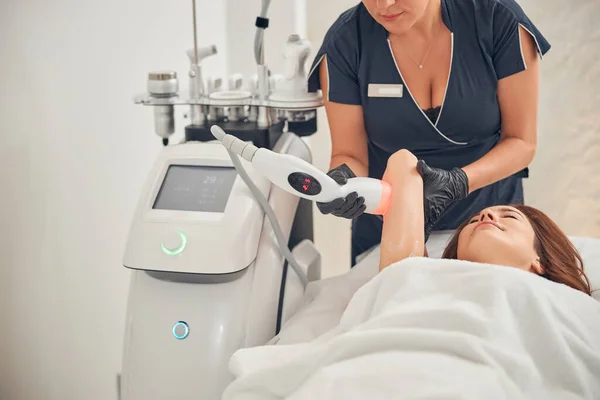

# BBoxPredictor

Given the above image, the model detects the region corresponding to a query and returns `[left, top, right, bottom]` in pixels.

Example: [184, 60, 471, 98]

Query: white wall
[0, 1, 227, 399]
[517, 0, 600, 238]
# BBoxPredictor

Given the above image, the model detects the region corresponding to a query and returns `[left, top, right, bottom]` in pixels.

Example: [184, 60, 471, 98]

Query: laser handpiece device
[210, 125, 392, 215]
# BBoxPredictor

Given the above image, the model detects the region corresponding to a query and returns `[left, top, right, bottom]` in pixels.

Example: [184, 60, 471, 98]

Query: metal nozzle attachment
[153, 106, 175, 139]
[210, 125, 258, 162]
[148, 70, 178, 140]
[210, 125, 226, 141]
[147, 70, 178, 97]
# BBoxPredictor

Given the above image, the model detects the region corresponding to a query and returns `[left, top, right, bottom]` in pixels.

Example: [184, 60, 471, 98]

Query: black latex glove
[316, 164, 366, 219]
[417, 160, 469, 242]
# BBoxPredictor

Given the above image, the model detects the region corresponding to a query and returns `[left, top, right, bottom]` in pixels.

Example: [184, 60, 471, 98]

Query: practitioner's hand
[316, 164, 366, 219]
[417, 160, 469, 241]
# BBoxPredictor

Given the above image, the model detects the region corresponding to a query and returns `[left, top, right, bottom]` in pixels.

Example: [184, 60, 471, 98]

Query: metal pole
[190, 0, 205, 125]
[192, 0, 199, 66]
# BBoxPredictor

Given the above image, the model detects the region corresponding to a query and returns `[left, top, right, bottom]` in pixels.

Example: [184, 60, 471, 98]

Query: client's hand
[316, 164, 366, 219]
[417, 160, 469, 241]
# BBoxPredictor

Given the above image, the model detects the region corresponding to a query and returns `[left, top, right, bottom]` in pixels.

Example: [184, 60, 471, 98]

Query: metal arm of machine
[133, 0, 323, 144]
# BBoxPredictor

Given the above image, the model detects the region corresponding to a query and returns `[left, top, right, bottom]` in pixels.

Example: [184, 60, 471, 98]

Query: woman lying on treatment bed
[380, 149, 592, 296]
[224, 149, 600, 400]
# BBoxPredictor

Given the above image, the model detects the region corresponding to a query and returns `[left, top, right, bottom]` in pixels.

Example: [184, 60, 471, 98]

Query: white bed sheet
[272, 234, 600, 347]
[224, 257, 600, 399]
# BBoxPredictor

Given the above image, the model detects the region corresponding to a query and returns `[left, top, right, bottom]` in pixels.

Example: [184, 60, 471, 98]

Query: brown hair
[442, 205, 593, 296]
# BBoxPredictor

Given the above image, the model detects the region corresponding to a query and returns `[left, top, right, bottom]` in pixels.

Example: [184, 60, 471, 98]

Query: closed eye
[503, 215, 518, 220]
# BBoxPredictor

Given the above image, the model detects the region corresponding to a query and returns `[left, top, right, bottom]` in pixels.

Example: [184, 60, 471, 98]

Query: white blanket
[223, 258, 600, 400]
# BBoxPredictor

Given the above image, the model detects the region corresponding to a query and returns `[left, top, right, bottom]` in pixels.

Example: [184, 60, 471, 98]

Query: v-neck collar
[441, 0, 452, 33]
[384, 0, 466, 146]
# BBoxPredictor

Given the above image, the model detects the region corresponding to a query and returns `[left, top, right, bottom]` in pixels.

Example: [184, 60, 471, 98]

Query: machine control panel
[122, 142, 271, 274]
[153, 165, 237, 213]
[287, 172, 322, 196]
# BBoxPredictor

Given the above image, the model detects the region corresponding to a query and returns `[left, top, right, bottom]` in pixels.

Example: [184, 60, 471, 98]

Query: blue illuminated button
[161, 231, 187, 256]
[172, 321, 189, 340]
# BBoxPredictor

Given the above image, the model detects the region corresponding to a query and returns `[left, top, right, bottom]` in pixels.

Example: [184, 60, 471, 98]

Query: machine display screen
[153, 165, 237, 212]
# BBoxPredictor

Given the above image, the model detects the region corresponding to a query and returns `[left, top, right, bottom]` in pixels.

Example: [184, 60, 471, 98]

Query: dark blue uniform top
[307, 0, 550, 263]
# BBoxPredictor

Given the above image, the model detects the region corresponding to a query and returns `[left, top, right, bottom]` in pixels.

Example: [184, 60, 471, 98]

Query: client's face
[457, 206, 542, 274]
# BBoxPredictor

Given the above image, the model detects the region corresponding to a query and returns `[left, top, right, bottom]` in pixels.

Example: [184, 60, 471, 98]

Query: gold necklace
[406, 41, 435, 69]
[395, 25, 442, 70]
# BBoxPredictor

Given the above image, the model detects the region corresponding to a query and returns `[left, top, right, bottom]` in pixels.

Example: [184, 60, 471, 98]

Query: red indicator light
[305, 178, 311, 183]
[302, 185, 309, 191]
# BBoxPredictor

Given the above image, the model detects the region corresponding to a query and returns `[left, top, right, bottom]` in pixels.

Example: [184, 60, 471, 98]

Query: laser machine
[119, 1, 325, 399]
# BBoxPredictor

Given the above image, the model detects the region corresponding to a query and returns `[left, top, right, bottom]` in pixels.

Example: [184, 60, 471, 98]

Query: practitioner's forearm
[379, 151, 425, 272]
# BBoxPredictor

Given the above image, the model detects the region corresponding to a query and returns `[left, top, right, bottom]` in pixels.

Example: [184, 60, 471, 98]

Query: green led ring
[161, 231, 187, 256]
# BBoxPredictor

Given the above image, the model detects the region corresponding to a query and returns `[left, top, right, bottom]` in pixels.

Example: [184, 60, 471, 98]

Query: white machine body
[124, 2, 326, 398]
[120, 135, 319, 400]
[122, 142, 270, 275]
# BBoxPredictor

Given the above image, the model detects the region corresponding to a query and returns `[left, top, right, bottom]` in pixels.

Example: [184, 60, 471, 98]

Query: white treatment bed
[271, 233, 600, 346]
[223, 233, 600, 399]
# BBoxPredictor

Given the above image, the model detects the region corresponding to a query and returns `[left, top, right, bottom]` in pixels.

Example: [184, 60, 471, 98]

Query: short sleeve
[307, 22, 361, 105]
[492, 0, 551, 80]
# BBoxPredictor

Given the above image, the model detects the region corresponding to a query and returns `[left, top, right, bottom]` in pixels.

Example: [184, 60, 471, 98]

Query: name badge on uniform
[368, 84, 404, 98]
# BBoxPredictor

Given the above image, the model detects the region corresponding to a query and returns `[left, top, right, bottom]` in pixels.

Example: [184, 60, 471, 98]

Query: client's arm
[379, 150, 425, 272]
